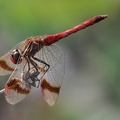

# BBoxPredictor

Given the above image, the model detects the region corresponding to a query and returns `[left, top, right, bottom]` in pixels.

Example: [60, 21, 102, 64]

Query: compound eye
[10, 49, 22, 64]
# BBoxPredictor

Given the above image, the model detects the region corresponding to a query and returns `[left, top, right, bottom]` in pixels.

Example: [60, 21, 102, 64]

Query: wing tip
[42, 89, 59, 106]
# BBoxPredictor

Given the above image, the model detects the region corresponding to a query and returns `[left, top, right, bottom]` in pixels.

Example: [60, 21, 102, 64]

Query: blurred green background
[0, 0, 120, 120]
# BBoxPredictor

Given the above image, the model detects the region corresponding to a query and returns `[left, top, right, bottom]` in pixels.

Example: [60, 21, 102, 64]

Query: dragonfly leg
[22, 56, 50, 88]
[32, 56, 50, 67]
[32, 56, 50, 72]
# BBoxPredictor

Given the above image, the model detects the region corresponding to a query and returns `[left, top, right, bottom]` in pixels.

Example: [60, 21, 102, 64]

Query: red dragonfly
[0, 15, 107, 106]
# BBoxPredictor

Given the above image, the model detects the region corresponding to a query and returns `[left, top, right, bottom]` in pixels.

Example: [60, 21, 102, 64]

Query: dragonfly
[0, 15, 107, 106]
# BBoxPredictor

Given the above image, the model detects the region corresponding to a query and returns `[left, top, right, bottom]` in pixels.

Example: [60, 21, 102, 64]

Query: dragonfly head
[10, 49, 22, 64]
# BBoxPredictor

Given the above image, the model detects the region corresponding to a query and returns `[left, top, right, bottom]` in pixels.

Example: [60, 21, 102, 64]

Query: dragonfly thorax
[28, 42, 40, 56]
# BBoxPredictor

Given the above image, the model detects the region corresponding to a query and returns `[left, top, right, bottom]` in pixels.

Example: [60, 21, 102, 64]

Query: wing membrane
[5, 59, 31, 105]
[35, 44, 65, 106]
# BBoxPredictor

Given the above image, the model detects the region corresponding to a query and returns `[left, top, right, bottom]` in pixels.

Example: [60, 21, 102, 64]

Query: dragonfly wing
[0, 41, 24, 76]
[35, 44, 65, 106]
[0, 53, 15, 75]
[5, 59, 31, 105]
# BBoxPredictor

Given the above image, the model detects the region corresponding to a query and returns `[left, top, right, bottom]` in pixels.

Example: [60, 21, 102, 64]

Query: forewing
[0, 41, 24, 76]
[5, 59, 31, 105]
[35, 44, 65, 106]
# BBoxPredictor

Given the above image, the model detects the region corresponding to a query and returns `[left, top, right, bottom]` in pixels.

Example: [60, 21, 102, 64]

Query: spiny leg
[32, 56, 50, 81]
[24, 56, 50, 88]
[32, 56, 50, 72]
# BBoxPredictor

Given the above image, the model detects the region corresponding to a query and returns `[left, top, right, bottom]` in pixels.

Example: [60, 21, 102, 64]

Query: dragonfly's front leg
[32, 56, 50, 74]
